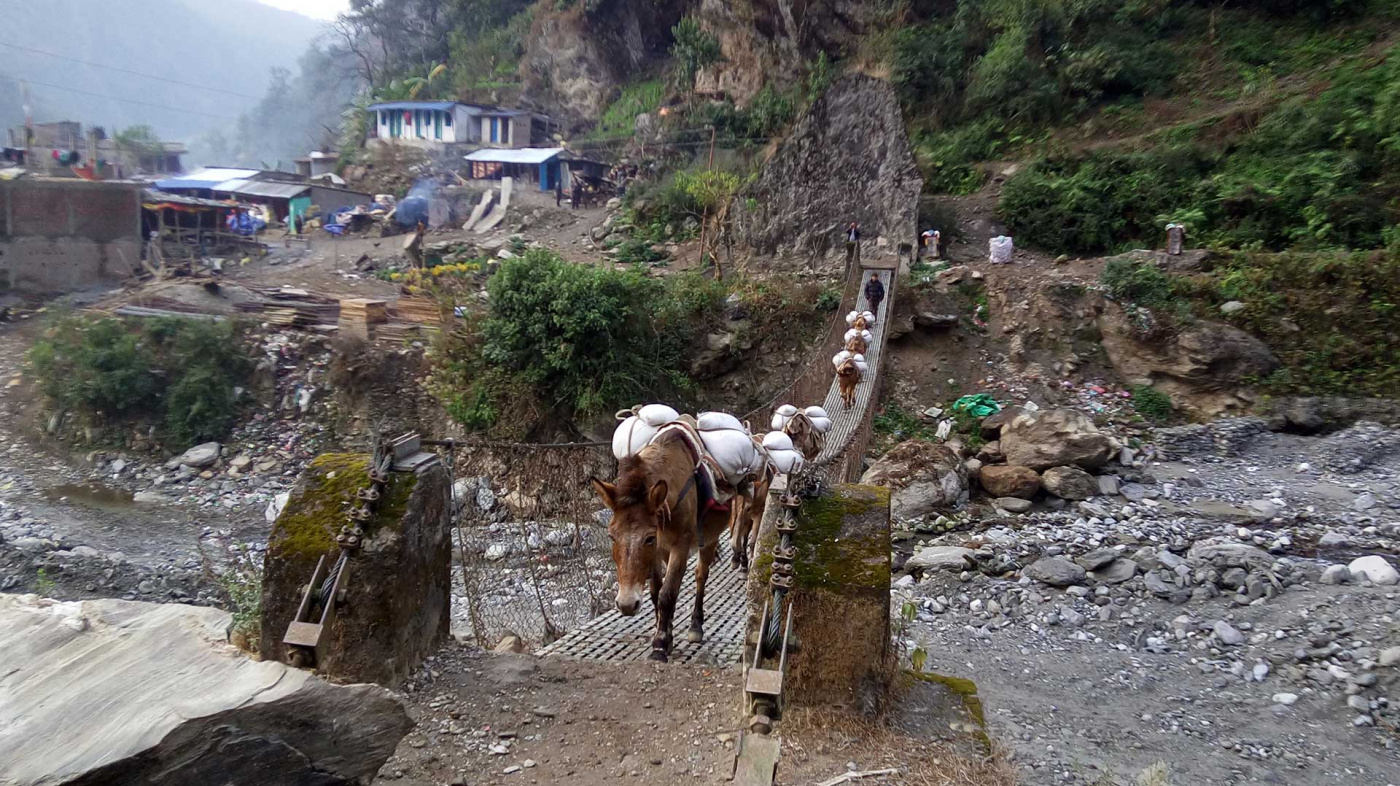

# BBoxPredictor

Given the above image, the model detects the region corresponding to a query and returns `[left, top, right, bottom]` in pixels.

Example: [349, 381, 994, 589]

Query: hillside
[0, 0, 323, 142]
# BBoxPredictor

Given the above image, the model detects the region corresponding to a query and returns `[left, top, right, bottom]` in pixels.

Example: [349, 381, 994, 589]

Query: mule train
[594, 403, 830, 661]
[833, 309, 875, 408]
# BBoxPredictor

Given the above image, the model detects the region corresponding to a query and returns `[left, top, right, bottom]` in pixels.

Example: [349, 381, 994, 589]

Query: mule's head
[836, 358, 858, 377]
[852, 315, 868, 331]
[591, 473, 669, 617]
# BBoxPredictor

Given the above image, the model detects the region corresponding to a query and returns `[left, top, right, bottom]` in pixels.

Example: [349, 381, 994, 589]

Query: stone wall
[0, 179, 142, 295]
[730, 74, 921, 271]
[259, 452, 452, 687]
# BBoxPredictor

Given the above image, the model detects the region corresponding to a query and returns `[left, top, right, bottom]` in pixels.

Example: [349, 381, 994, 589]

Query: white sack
[809, 416, 833, 433]
[803, 405, 829, 420]
[698, 429, 763, 484]
[612, 416, 659, 460]
[762, 431, 795, 452]
[832, 350, 853, 369]
[844, 328, 874, 344]
[776, 404, 799, 417]
[855, 361, 869, 373]
[768, 448, 804, 475]
[771, 412, 790, 431]
[697, 411, 747, 434]
[637, 403, 680, 427]
[989, 235, 1014, 264]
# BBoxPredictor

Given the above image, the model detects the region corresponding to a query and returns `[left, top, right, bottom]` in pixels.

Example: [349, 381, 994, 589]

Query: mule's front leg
[650, 549, 687, 662]
[688, 539, 720, 643]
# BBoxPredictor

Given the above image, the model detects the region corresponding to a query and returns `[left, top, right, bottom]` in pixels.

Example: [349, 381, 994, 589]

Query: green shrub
[1100, 258, 1177, 310]
[815, 287, 842, 311]
[614, 238, 669, 266]
[590, 79, 666, 139]
[1130, 385, 1173, 423]
[27, 316, 253, 447]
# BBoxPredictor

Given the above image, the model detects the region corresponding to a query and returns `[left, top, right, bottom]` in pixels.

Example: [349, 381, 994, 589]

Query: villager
[571, 181, 582, 210]
[844, 222, 861, 274]
[864, 271, 885, 314]
[555, 179, 563, 207]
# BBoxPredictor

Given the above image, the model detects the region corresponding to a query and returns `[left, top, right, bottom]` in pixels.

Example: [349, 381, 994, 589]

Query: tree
[670, 17, 721, 104]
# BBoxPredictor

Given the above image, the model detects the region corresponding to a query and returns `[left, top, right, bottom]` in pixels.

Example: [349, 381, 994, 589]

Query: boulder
[978, 464, 1040, 499]
[979, 407, 1023, 440]
[1187, 539, 1275, 573]
[0, 594, 410, 786]
[1040, 466, 1098, 501]
[165, 441, 221, 469]
[996, 497, 1032, 513]
[1024, 556, 1086, 587]
[1348, 555, 1399, 586]
[998, 409, 1113, 472]
[1088, 558, 1138, 584]
[905, 546, 976, 573]
[860, 440, 968, 520]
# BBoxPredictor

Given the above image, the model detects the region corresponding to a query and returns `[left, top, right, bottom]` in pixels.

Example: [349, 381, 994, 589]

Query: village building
[367, 101, 552, 151]
[294, 151, 338, 179]
[155, 167, 371, 224]
[0, 178, 143, 294]
[5, 122, 185, 178]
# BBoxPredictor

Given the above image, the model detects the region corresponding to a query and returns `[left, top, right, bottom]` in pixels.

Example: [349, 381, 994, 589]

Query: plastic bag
[989, 236, 1014, 264]
[951, 393, 1001, 419]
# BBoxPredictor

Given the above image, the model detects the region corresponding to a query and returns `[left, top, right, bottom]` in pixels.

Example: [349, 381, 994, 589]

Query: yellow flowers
[386, 261, 480, 285]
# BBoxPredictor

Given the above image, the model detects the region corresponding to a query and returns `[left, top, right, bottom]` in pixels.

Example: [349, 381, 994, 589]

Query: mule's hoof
[649, 648, 669, 663]
[686, 628, 704, 643]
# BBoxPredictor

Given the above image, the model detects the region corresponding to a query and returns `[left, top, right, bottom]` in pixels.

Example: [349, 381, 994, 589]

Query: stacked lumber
[236, 287, 340, 328]
[338, 298, 388, 341]
[392, 296, 442, 325]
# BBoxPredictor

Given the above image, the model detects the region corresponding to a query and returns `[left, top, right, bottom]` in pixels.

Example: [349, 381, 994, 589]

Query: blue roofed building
[367, 101, 551, 151]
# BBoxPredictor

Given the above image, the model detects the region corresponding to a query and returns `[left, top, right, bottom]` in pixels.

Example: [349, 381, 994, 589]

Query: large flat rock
[0, 594, 411, 786]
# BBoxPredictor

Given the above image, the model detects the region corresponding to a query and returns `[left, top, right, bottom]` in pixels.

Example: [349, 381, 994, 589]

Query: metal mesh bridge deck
[539, 267, 896, 664]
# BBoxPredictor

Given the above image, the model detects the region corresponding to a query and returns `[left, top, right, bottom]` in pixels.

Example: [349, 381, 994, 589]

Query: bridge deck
[540, 266, 895, 664]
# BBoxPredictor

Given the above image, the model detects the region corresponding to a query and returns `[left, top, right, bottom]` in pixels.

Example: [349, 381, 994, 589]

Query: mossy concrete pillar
[747, 483, 892, 716]
[259, 452, 452, 687]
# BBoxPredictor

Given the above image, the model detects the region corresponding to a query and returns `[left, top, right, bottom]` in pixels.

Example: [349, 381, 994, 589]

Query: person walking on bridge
[844, 222, 861, 275]
[864, 271, 885, 315]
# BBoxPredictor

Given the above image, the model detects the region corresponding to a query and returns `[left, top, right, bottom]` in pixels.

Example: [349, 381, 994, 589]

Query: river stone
[1348, 555, 1399, 585]
[1075, 548, 1120, 571]
[0, 594, 410, 785]
[1088, 558, 1138, 584]
[165, 442, 221, 469]
[1025, 556, 1086, 587]
[1097, 476, 1120, 496]
[978, 464, 1040, 499]
[996, 497, 1033, 513]
[1187, 539, 1275, 572]
[1041, 465, 1098, 500]
[906, 546, 976, 573]
[998, 409, 1113, 472]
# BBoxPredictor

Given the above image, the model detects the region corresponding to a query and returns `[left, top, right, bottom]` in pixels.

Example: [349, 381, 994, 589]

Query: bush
[1100, 258, 1177, 310]
[1130, 385, 1173, 423]
[27, 316, 254, 446]
[590, 79, 666, 140]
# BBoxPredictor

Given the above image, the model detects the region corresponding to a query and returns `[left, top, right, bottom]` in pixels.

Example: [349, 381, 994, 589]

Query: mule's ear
[590, 477, 617, 510]
[647, 480, 669, 513]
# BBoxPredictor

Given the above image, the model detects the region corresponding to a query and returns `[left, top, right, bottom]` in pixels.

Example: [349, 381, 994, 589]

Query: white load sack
[698, 427, 764, 486]
[804, 405, 829, 419]
[761, 432, 795, 453]
[989, 235, 1014, 264]
[844, 328, 873, 345]
[771, 403, 798, 432]
[612, 417, 660, 460]
[832, 350, 853, 369]
[853, 353, 869, 374]
[846, 310, 877, 327]
[636, 403, 680, 427]
[697, 410, 746, 434]
[809, 416, 833, 433]
[767, 446, 804, 475]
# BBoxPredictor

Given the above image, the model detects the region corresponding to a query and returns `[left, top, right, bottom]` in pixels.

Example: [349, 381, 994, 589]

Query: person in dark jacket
[864, 272, 885, 314]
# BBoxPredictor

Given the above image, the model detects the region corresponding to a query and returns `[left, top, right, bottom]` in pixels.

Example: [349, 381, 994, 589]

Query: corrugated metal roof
[368, 101, 461, 112]
[141, 188, 238, 209]
[213, 179, 310, 199]
[155, 167, 259, 190]
[464, 147, 563, 165]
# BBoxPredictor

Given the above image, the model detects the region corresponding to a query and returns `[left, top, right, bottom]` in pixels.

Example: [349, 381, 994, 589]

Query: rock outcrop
[0, 594, 411, 786]
[999, 409, 1114, 472]
[860, 439, 968, 520]
[259, 452, 452, 686]
[978, 464, 1041, 499]
[730, 74, 921, 269]
[1098, 304, 1280, 417]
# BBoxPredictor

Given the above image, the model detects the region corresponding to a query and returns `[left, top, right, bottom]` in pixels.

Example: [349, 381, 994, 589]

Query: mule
[591, 429, 731, 662]
[728, 462, 773, 572]
[845, 335, 868, 355]
[781, 412, 824, 461]
[836, 358, 861, 408]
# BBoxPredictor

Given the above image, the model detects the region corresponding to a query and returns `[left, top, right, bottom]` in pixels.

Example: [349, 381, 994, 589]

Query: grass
[1131, 385, 1174, 423]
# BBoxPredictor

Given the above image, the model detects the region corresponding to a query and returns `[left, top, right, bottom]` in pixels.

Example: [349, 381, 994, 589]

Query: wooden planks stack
[338, 298, 388, 341]
[391, 296, 442, 325]
[236, 287, 341, 328]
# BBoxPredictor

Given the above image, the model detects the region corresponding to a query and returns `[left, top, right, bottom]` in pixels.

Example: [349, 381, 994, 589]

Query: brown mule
[729, 464, 773, 572]
[845, 335, 867, 355]
[836, 358, 861, 408]
[782, 413, 824, 462]
[592, 429, 731, 662]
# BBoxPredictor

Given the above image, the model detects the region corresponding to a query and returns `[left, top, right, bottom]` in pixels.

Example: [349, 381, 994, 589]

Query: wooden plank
[732, 733, 781, 786]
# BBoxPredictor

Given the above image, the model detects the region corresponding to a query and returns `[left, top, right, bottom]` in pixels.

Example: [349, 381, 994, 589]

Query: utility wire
[0, 41, 262, 100]
[0, 73, 239, 120]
